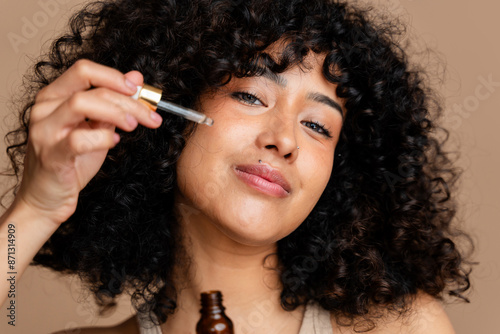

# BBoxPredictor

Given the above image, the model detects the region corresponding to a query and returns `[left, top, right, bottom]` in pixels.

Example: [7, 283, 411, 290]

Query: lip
[234, 164, 291, 198]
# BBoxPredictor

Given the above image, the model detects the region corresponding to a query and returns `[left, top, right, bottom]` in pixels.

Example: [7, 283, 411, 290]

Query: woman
[0, 0, 471, 332]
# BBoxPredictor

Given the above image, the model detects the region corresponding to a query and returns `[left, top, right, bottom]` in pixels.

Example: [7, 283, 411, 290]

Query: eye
[231, 91, 266, 106]
[301, 120, 332, 138]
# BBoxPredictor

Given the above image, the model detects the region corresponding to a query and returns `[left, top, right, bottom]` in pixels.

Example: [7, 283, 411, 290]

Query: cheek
[298, 149, 334, 206]
[176, 131, 214, 206]
[306, 145, 333, 181]
[175, 123, 245, 214]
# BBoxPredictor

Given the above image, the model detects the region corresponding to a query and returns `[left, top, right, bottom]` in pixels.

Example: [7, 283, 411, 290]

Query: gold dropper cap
[136, 84, 162, 111]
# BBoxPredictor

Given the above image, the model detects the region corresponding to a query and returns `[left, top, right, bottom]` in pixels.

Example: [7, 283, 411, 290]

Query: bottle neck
[200, 291, 225, 315]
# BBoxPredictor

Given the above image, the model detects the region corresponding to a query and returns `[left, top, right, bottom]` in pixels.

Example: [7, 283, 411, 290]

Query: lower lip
[234, 169, 289, 198]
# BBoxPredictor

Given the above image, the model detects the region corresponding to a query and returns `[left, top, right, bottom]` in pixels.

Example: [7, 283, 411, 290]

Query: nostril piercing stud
[297, 146, 300, 150]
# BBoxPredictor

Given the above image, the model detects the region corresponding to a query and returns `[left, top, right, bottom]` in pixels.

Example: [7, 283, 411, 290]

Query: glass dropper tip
[203, 117, 214, 126]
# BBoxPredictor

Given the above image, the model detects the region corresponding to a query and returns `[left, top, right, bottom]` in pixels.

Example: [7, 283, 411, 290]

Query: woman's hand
[15, 59, 162, 226]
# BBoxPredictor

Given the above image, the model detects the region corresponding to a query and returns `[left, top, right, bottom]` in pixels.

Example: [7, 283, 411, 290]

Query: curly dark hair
[3, 0, 472, 330]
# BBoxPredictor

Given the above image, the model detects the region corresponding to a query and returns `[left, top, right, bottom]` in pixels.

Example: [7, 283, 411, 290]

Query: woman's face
[175, 53, 344, 246]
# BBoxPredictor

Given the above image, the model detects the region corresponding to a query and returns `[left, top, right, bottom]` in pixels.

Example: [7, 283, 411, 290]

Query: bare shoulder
[330, 293, 455, 334]
[52, 315, 140, 334]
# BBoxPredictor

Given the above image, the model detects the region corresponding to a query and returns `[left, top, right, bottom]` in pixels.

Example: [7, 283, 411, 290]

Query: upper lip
[234, 164, 291, 193]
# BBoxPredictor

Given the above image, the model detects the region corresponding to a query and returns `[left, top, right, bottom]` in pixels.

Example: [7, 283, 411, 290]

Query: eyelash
[232, 91, 332, 138]
[231, 91, 266, 106]
[301, 121, 332, 138]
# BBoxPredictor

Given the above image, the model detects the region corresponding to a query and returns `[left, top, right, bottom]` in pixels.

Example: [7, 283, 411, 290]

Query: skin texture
[175, 53, 343, 247]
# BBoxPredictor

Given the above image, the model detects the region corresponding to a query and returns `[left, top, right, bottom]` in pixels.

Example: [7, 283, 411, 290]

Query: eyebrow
[258, 69, 344, 119]
[306, 92, 344, 119]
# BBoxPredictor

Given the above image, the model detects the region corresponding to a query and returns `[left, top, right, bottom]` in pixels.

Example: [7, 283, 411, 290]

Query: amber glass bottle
[196, 291, 234, 334]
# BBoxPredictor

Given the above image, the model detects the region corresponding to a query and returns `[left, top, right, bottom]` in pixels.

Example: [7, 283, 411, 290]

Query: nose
[255, 110, 299, 163]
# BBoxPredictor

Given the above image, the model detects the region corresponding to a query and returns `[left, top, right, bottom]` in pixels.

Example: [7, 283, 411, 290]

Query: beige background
[0, 0, 499, 333]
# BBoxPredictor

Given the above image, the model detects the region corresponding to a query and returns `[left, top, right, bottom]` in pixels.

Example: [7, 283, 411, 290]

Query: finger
[29, 98, 66, 124]
[31, 70, 145, 122]
[63, 127, 120, 156]
[124, 70, 144, 87]
[43, 87, 162, 134]
[85, 119, 115, 131]
[35, 59, 138, 102]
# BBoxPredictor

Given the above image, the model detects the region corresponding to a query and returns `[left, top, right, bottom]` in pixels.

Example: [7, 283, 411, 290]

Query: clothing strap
[298, 302, 333, 334]
[137, 314, 162, 334]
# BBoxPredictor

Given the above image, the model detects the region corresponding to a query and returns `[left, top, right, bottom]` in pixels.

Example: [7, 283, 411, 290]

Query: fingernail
[126, 113, 138, 127]
[150, 111, 163, 124]
[125, 79, 137, 93]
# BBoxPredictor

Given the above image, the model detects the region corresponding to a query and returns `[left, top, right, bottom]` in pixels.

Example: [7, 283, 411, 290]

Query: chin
[214, 214, 298, 247]
[221, 229, 283, 247]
